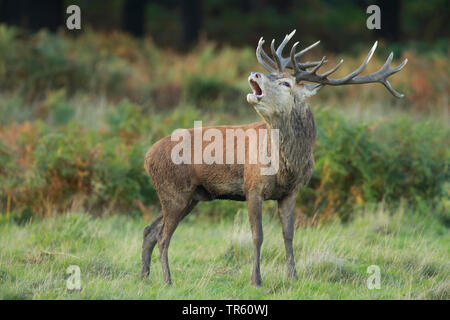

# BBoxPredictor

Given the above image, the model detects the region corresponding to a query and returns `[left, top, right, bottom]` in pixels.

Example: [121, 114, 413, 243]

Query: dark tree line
[0, 0, 204, 47]
[0, 0, 418, 46]
[376, 0, 400, 41]
[0, 0, 64, 32]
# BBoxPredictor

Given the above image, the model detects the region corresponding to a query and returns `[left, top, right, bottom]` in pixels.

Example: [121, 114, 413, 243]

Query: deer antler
[292, 41, 408, 98]
[256, 30, 326, 73]
[256, 30, 408, 98]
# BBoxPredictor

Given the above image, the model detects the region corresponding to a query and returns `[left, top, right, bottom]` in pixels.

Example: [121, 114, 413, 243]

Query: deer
[140, 30, 407, 287]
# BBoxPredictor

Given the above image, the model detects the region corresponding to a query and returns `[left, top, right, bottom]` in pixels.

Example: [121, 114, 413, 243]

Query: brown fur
[141, 71, 316, 286]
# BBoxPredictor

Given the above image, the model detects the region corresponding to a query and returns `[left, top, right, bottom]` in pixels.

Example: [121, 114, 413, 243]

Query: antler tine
[256, 37, 277, 73]
[289, 41, 300, 71]
[293, 41, 408, 98]
[275, 30, 298, 71]
[257, 30, 326, 73]
[295, 40, 321, 60]
[286, 39, 325, 71]
[363, 54, 408, 98]
[337, 41, 378, 82]
[289, 60, 329, 70]
[320, 59, 344, 77]
[270, 39, 282, 71]
[276, 30, 296, 57]
[307, 56, 327, 74]
[290, 42, 326, 73]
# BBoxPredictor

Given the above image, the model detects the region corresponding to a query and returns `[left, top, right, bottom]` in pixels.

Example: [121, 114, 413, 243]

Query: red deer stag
[141, 30, 407, 286]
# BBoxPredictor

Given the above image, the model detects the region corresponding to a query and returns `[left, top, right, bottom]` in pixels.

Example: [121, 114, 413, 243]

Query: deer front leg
[277, 192, 298, 280]
[246, 192, 263, 287]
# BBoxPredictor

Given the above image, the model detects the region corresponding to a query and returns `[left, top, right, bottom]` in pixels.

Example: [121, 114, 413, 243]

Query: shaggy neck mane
[266, 98, 316, 185]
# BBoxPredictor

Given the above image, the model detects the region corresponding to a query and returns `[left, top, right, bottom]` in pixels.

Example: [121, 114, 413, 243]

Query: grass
[0, 26, 448, 300]
[0, 204, 448, 300]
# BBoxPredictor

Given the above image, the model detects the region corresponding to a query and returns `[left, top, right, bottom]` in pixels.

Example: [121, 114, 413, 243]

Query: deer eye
[280, 81, 291, 88]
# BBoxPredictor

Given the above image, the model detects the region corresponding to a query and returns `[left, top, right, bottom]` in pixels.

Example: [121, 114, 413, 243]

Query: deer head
[247, 30, 408, 121]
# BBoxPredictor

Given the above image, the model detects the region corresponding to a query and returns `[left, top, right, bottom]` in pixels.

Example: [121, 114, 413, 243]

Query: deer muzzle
[247, 72, 264, 104]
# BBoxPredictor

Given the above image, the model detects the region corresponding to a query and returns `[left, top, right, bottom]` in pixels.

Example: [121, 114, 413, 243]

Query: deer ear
[301, 83, 322, 98]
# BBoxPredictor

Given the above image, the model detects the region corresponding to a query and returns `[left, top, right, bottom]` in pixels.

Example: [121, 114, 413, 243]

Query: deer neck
[265, 100, 316, 183]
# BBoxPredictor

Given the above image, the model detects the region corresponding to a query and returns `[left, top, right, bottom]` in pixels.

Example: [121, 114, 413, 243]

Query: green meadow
[0, 27, 448, 299]
[1, 204, 449, 299]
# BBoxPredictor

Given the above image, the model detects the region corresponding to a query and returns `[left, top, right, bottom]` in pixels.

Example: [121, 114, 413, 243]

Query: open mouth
[250, 79, 263, 97]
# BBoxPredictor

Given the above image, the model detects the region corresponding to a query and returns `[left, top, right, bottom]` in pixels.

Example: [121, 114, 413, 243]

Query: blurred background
[0, 0, 448, 50]
[0, 0, 449, 300]
[0, 0, 448, 223]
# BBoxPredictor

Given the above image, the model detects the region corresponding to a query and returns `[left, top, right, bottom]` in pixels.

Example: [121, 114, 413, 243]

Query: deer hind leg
[158, 197, 198, 285]
[141, 214, 163, 278]
[247, 192, 264, 287]
[277, 192, 298, 280]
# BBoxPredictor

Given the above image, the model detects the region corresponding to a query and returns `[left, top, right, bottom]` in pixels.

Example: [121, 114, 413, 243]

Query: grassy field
[0, 204, 448, 300]
[0, 27, 448, 300]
